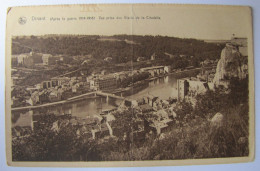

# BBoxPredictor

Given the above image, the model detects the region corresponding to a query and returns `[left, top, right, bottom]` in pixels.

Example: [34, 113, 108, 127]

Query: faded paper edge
[5, 4, 255, 167]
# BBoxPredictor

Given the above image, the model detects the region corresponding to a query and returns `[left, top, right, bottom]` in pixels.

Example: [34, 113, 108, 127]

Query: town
[11, 47, 216, 109]
[11, 35, 249, 161]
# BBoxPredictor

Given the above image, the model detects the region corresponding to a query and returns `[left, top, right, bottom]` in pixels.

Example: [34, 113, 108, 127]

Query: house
[83, 81, 90, 90]
[26, 97, 33, 106]
[49, 89, 62, 102]
[143, 94, 154, 104]
[42, 81, 53, 89]
[151, 53, 156, 60]
[131, 98, 145, 108]
[140, 66, 165, 76]
[76, 125, 92, 138]
[26, 86, 39, 93]
[81, 59, 92, 65]
[39, 90, 49, 103]
[12, 126, 32, 137]
[85, 117, 99, 126]
[101, 70, 107, 75]
[144, 95, 159, 107]
[42, 54, 53, 65]
[168, 106, 177, 119]
[177, 79, 189, 100]
[152, 98, 162, 110]
[104, 57, 113, 62]
[35, 83, 42, 89]
[149, 121, 168, 135]
[139, 104, 154, 113]
[72, 85, 77, 93]
[231, 37, 248, 57]
[31, 52, 43, 64]
[30, 91, 40, 105]
[114, 71, 130, 81]
[177, 77, 214, 100]
[161, 100, 169, 108]
[92, 74, 117, 91]
[137, 98, 145, 105]
[164, 66, 171, 73]
[69, 118, 78, 126]
[69, 79, 76, 87]
[17, 54, 30, 65]
[231, 37, 247, 46]
[89, 79, 98, 90]
[156, 109, 169, 120]
[131, 100, 138, 108]
[11, 55, 19, 67]
[23, 56, 34, 67]
[15, 52, 42, 67]
[146, 110, 174, 135]
[137, 57, 146, 62]
[133, 119, 145, 132]
[99, 122, 110, 138]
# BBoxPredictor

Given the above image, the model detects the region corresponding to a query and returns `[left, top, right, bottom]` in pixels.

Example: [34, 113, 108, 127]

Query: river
[11, 69, 200, 128]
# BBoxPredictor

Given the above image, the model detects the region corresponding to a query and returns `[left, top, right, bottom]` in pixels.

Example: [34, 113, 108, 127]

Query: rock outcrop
[213, 43, 248, 86]
[210, 112, 224, 127]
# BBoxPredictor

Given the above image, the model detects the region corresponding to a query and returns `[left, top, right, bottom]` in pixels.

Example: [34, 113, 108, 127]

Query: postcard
[5, 4, 254, 167]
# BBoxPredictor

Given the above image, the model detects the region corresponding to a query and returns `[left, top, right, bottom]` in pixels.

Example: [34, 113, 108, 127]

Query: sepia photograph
[5, 4, 254, 167]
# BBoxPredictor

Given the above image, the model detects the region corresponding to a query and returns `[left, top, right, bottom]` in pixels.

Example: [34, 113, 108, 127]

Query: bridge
[11, 91, 133, 111]
[68, 91, 132, 103]
[95, 91, 132, 106]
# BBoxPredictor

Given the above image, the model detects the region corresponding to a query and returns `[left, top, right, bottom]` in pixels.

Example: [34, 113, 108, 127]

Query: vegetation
[11, 35, 224, 89]
[12, 76, 249, 161]
[12, 35, 224, 64]
[11, 34, 249, 161]
[119, 72, 150, 88]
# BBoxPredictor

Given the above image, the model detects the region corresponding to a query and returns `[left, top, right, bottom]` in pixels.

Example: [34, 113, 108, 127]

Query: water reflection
[12, 97, 121, 128]
[12, 74, 187, 128]
[128, 75, 178, 100]
[12, 110, 33, 128]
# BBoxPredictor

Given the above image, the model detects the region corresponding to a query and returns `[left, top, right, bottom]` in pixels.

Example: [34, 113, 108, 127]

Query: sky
[7, 4, 252, 40]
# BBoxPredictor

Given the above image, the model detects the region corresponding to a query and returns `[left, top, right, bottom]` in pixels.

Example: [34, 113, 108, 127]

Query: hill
[12, 35, 224, 64]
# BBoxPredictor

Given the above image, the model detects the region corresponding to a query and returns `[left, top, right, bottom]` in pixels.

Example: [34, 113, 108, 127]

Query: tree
[174, 100, 193, 122]
[193, 88, 228, 119]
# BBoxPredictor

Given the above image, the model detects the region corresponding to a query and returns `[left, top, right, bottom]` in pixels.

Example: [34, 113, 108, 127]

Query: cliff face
[213, 44, 247, 85]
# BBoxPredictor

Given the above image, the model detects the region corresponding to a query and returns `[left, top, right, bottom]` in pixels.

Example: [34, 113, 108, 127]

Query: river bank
[11, 67, 202, 112]
[11, 91, 97, 111]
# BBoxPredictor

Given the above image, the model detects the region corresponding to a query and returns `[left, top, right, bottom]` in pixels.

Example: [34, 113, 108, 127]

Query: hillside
[12, 35, 224, 64]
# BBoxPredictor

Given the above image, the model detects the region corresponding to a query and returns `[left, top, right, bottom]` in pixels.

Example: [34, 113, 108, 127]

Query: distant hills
[203, 39, 229, 43]
[12, 35, 224, 64]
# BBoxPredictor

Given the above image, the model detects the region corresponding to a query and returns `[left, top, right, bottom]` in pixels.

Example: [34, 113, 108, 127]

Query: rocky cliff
[213, 43, 248, 86]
